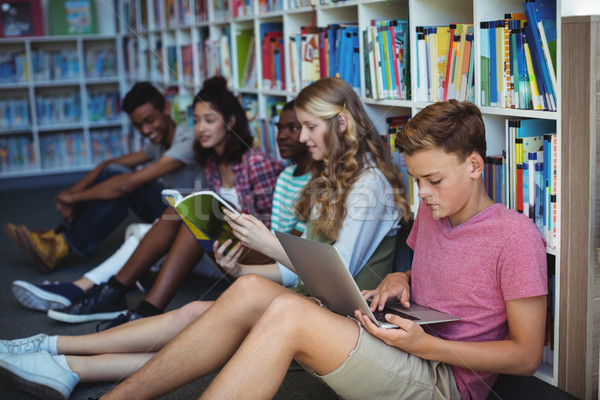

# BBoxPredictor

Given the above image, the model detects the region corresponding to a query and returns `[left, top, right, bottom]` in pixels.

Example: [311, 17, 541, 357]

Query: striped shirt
[270, 164, 311, 235]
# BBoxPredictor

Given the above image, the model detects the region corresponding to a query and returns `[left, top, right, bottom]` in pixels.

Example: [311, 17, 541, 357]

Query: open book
[162, 189, 240, 252]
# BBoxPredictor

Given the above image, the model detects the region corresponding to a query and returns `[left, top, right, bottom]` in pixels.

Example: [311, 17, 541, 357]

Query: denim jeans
[58, 164, 167, 256]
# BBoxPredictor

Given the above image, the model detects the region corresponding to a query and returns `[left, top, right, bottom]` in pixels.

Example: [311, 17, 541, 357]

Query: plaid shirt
[205, 148, 283, 227]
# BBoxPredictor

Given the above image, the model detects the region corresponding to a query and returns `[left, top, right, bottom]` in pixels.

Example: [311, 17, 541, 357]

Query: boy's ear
[163, 101, 172, 117]
[469, 152, 485, 178]
[337, 112, 348, 133]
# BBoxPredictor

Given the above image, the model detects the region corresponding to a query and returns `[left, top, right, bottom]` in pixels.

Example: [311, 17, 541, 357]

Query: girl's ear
[227, 116, 236, 130]
[337, 112, 348, 133]
[469, 152, 485, 179]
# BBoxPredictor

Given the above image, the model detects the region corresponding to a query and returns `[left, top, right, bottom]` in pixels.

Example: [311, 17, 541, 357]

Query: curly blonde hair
[294, 77, 410, 241]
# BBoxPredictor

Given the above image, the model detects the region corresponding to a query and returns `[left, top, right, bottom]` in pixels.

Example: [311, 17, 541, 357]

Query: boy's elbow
[515, 350, 543, 376]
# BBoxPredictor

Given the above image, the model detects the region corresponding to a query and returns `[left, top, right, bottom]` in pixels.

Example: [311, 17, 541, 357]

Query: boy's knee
[230, 274, 272, 296]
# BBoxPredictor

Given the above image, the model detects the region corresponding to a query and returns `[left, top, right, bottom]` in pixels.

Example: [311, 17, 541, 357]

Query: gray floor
[0, 185, 338, 400]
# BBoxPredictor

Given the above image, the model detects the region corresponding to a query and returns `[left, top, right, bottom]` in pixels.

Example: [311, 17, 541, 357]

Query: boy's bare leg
[57, 301, 212, 355]
[200, 293, 359, 400]
[101, 275, 299, 400]
[143, 225, 206, 310]
[114, 208, 182, 286]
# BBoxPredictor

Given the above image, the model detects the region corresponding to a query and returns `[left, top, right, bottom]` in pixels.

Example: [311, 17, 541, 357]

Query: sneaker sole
[12, 281, 71, 312]
[47, 309, 127, 323]
[0, 358, 70, 400]
[15, 227, 55, 273]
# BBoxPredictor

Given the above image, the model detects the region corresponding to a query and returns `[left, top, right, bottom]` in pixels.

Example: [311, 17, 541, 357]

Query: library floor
[0, 184, 580, 400]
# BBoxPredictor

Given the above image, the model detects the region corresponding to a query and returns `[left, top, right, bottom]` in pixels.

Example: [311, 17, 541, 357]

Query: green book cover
[49, 0, 97, 35]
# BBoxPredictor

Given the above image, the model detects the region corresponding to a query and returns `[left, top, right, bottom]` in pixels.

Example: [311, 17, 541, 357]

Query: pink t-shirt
[407, 203, 547, 400]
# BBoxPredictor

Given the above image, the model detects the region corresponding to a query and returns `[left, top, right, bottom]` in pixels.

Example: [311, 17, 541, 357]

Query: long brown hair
[294, 77, 410, 241]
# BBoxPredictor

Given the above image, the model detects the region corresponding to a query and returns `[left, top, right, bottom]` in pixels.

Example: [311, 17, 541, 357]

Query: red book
[516, 163, 523, 213]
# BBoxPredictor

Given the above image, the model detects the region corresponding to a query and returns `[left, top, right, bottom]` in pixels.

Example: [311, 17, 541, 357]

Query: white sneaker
[0, 351, 79, 400]
[0, 333, 50, 355]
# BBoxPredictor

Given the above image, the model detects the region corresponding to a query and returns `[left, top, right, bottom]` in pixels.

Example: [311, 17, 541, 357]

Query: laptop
[275, 231, 459, 329]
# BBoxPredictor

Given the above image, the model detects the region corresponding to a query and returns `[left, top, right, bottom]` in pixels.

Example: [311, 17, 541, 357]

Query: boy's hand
[354, 309, 432, 356]
[362, 272, 411, 311]
[213, 239, 245, 279]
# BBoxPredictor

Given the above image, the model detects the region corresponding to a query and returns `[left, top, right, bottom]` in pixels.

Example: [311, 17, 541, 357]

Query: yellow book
[435, 26, 450, 102]
[523, 42, 542, 110]
[162, 189, 240, 252]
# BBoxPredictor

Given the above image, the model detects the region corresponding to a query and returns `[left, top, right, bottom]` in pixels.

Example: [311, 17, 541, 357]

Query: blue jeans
[58, 164, 167, 256]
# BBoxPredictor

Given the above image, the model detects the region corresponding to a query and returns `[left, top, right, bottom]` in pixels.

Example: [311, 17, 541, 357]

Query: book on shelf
[87, 91, 121, 122]
[49, 0, 97, 35]
[36, 92, 82, 125]
[0, 134, 36, 173]
[480, 0, 556, 111]
[85, 47, 117, 78]
[260, 22, 283, 90]
[40, 131, 87, 169]
[90, 129, 127, 164]
[416, 23, 473, 103]
[483, 118, 557, 247]
[236, 29, 255, 88]
[0, 0, 44, 37]
[0, 97, 30, 129]
[0, 52, 28, 83]
[161, 189, 240, 252]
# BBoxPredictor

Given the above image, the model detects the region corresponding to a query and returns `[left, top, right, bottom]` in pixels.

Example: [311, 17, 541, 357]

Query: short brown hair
[396, 100, 486, 162]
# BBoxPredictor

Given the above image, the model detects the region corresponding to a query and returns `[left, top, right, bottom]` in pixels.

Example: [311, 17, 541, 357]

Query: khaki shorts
[303, 321, 462, 400]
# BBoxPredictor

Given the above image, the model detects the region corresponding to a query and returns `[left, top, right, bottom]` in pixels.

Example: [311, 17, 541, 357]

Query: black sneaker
[46, 283, 127, 323]
[96, 310, 144, 332]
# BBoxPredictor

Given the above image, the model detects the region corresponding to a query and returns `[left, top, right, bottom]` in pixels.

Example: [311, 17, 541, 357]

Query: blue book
[489, 20, 498, 106]
[535, 162, 544, 233]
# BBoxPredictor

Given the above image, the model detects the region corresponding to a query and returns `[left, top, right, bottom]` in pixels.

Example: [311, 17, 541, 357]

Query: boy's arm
[58, 154, 188, 204]
[67, 150, 151, 193]
[358, 294, 546, 376]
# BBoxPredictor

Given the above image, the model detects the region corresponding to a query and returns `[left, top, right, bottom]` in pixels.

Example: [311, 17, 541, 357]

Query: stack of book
[40, 131, 87, 169]
[0, 98, 30, 129]
[364, 19, 409, 100]
[261, 23, 284, 91]
[484, 118, 557, 248]
[0, 135, 36, 173]
[289, 24, 360, 94]
[87, 92, 121, 122]
[415, 23, 475, 103]
[480, 0, 557, 111]
[0, 52, 28, 83]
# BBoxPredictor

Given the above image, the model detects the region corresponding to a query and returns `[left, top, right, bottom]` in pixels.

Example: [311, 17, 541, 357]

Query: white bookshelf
[0, 0, 129, 179]
[119, 0, 562, 388]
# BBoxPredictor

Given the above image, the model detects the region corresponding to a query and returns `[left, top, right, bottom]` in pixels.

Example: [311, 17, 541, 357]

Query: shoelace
[3, 336, 44, 354]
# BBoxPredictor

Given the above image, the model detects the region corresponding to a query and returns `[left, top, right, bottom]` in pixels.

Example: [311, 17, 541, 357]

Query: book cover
[162, 189, 241, 252]
[0, 0, 44, 37]
[49, 0, 97, 35]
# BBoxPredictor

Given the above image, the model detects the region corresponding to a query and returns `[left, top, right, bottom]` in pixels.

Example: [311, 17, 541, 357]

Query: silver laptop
[275, 231, 459, 329]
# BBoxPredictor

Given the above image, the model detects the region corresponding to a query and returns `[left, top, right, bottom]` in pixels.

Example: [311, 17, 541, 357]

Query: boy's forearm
[70, 173, 134, 203]
[70, 161, 110, 192]
[420, 336, 542, 376]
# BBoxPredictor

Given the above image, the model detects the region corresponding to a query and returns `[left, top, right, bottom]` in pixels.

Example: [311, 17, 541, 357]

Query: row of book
[416, 23, 475, 103]
[31, 49, 80, 81]
[36, 93, 82, 125]
[0, 98, 30, 129]
[289, 24, 360, 94]
[90, 129, 129, 164]
[87, 92, 122, 122]
[40, 131, 87, 169]
[480, 0, 557, 111]
[0, 135, 36, 173]
[364, 19, 409, 100]
[241, 94, 286, 161]
[85, 48, 118, 78]
[0, 52, 27, 83]
[261, 23, 285, 91]
[484, 118, 557, 248]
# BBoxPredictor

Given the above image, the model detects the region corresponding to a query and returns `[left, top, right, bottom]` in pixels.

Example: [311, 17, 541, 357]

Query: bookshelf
[0, 0, 128, 179]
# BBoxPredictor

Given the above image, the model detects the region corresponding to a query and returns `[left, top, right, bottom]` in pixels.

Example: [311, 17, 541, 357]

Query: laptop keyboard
[372, 307, 420, 323]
